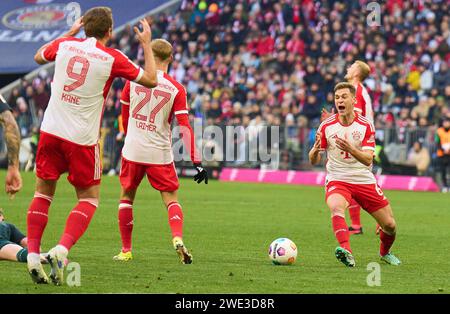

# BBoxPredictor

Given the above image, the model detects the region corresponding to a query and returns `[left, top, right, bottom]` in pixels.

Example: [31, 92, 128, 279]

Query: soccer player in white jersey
[343, 60, 374, 235]
[322, 60, 374, 235]
[309, 82, 401, 267]
[26, 7, 158, 285]
[113, 39, 207, 264]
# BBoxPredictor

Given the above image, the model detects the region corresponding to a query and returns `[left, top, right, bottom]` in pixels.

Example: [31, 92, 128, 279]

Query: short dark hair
[83, 7, 113, 39]
[334, 82, 356, 95]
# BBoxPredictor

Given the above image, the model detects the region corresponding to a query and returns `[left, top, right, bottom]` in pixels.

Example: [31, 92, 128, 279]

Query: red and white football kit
[36, 36, 144, 187]
[319, 113, 389, 213]
[119, 70, 200, 192]
[354, 82, 373, 123]
[348, 82, 374, 228]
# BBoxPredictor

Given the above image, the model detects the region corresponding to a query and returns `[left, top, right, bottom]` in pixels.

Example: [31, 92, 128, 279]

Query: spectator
[15, 97, 32, 137]
[406, 141, 431, 176]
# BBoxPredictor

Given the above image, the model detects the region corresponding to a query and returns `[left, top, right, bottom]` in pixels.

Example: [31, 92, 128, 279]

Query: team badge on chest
[352, 131, 362, 141]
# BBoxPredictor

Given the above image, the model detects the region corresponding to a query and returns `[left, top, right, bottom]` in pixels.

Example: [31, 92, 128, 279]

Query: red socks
[118, 200, 134, 252]
[349, 199, 361, 228]
[59, 199, 97, 251]
[380, 229, 396, 256]
[27, 192, 53, 254]
[332, 215, 351, 252]
[167, 202, 183, 238]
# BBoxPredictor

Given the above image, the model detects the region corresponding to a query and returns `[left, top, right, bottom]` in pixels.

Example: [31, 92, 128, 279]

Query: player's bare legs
[26, 178, 56, 284]
[113, 188, 137, 261]
[47, 184, 100, 285]
[327, 193, 355, 267]
[369, 205, 401, 265]
[161, 191, 192, 264]
[1, 244, 28, 262]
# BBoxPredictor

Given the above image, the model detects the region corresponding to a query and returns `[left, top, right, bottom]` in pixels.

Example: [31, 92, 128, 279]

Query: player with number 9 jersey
[25, 7, 158, 286]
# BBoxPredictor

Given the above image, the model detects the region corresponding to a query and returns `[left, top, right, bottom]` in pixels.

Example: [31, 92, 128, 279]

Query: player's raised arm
[34, 17, 84, 65]
[134, 19, 158, 88]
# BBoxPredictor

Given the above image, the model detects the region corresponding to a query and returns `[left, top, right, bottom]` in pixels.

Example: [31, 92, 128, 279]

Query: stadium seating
[5, 0, 450, 174]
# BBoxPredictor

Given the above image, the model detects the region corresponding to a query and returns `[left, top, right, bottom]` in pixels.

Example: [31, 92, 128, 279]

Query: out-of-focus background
[0, 0, 449, 188]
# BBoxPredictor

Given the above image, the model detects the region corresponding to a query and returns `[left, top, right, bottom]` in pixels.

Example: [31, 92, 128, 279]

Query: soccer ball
[268, 238, 298, 265]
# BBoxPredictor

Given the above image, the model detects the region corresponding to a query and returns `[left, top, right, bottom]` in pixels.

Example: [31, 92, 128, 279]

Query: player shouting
[309, 82, 400, 267]
[113, 39, 207, 264]
[322, 60, 374, 235]
[27, 7, 158, 285]
[344, 61, 374, 235]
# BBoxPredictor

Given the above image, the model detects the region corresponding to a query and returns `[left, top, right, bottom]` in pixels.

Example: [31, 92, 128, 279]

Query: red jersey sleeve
[354, 84, 365, 115]
[41, 37, 72, 62]
[120, 81, 131, 104]
[173, 87, 200, 163]
[176, 114, 201, 164]
[111, 50, 144, 82]
[120, 81, 131, 134]
[172, 86, 189, 115]
[318, 123, 328, 150]
[361, 123, 376, 151]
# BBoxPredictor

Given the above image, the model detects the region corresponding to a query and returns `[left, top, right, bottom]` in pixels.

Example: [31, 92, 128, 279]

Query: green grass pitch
[0, 170, 449, 293]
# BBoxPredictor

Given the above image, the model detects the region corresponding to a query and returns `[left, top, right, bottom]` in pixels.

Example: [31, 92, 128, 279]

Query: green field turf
[0, 170, 449, 294]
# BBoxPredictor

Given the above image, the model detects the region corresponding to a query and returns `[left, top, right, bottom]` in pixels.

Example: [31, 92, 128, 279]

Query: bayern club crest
[2, 3, 71, 30]
[352, 131, 362, 141]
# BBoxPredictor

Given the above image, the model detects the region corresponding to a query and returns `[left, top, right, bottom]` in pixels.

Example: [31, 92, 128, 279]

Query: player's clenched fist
[134, 18, 152, 45]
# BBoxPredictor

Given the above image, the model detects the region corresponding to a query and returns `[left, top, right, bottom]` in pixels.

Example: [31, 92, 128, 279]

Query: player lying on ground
[309, 82, 401, 267]
[26, 7, 157, 285]
[113, 39, 208, 264]
[0, 209, 48, 263]
[321, 60, 374, 235]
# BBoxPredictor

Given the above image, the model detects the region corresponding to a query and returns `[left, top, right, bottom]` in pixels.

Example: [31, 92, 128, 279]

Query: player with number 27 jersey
[120, 70, 196, 166]
[113, 39, 207, 265]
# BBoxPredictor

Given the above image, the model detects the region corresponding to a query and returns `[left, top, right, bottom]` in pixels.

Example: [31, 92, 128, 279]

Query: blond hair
[355, 60, 371, 81]
[151, 39, 173, 62]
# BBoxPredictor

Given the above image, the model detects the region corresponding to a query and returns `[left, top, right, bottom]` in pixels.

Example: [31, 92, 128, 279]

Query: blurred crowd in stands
[4, 0, 450, 182]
